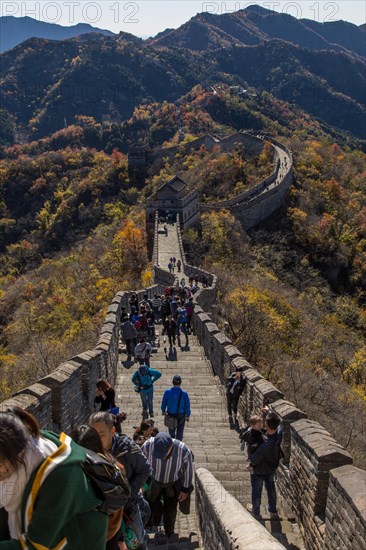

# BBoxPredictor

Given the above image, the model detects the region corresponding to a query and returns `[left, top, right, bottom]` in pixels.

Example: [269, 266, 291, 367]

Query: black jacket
[226, 373, 246, 399]
[163, 318, 177, 336]
[94, 388, 116, 411]
[249, 430, 282, 475]
[110, 434, 151, 504]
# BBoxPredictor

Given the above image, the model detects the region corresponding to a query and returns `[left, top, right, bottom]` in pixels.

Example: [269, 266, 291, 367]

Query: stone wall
[148, 132, 293, 232]
[2, 206, 365, 549]
[201, 139, 294, 230]
[324, 465, 366, 550]
[195, 468, 286, 550]
[187, 265, 365, 549]
[0, 285, 165, 430]
[152, 210, 159, 266]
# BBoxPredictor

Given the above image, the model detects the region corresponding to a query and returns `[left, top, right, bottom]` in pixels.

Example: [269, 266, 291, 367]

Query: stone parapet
[195, 467, 286, 550]
[288, 419, 353, 549]
[0, 285, 166, 430]
[189, 278, 363, 549]
[324, 465, 366, 550]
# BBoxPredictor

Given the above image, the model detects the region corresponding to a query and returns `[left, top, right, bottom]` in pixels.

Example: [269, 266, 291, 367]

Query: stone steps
[116, 327, 305, 549]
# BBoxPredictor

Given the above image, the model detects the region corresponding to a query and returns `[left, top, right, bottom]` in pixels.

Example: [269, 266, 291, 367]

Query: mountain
[0, 16, 115, 52]
[0, 6, 365, 140]
[150, 5, 366, 58]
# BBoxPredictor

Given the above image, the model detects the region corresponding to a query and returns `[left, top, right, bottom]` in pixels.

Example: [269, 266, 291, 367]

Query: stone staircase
[116, 330, 305, 549]
[157, 221, 183, 273]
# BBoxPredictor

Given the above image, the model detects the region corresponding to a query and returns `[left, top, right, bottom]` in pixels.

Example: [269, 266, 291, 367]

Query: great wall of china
[1, 132, 365, 549]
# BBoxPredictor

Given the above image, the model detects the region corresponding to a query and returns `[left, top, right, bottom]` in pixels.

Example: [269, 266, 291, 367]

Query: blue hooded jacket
[132, 365, 161, 394]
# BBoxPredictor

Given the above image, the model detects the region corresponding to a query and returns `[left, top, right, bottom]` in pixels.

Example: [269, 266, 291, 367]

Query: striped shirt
[152, 298, 162, 309]
[142, 438, 193, 489]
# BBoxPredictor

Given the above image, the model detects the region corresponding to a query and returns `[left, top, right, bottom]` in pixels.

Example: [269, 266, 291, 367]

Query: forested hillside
[1, 5, 365, 141]
[0, 8, 365, 465]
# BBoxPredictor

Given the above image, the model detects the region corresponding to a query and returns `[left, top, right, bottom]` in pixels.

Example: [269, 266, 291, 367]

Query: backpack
[179, 308, 188, 324]
[82, 450, 131, 514]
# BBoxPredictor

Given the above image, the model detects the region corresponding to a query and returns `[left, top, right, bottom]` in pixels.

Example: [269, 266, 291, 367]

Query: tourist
[161, 375, 191, 441]
[0, 407, 108, 549]
[176, 303, 189, 346]
[162, 315, 177, 348]
[71, 425, 129, 550]
[186, 297, 195, 334]
[131, 364, 162, 419]
[121, 315, 138, 356]
[95, 379, 118, 413]
[239, 415, 265, 472]
[246, 412, 282, 519]
[133, 419, 157, 446]
[142, 432, 193, 538]
[152, 294, 162, 323]
[161, 295, 171, 325]
[89, 411, 151, 550]
[135, 337, 152, 367]
[226, 366, 246, 423]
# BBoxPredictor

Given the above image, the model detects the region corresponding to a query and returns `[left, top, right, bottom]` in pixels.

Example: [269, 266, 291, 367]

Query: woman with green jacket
[0, 407, 108, 549]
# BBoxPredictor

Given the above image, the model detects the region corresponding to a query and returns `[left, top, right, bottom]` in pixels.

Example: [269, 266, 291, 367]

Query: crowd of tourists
[0, 280, 284, 550]
[0, 364, 193, 550]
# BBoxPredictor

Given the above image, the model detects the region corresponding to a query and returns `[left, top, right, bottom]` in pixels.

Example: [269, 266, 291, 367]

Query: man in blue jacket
[132, 364, 162, 419]
[161, 375, 191, 441]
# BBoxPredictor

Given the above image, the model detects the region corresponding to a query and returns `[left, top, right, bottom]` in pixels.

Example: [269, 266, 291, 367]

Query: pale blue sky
[1, 1, 365, 36]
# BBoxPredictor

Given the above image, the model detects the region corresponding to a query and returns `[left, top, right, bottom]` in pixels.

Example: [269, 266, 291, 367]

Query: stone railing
[153, 210, 159, 266]
[2, 209, 364, 549]
[0, 284, 165, 430]
[189, 284, 365, 549]
[201, 139, 294, 230]
[195, 468, 286, 550]
[175, 214, 187, 266]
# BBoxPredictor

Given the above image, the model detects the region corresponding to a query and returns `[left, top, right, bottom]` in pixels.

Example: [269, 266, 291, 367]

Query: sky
[1, 1, 365, 37]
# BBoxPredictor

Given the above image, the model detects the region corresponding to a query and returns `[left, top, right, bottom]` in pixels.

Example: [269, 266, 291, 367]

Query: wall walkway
[162, 221, 365, 550]
[1, 207, 364, 549]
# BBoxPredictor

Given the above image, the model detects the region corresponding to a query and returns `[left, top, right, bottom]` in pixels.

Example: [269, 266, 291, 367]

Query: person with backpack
[121, 316, 138, 356]
[161, 296, 171, 325]
[177, 303, 189, 346]
[135, 337, 152, 367]
[131, 364, 162, 419]
[226, 366, 246, 423]
[71, 425, 130, 550]
[0, 407, 108, 549]
[89, 412, 151, 550]
[134, 310, 149, 333]
[161, 375, 191, 441]
[246, 412, 283, 519]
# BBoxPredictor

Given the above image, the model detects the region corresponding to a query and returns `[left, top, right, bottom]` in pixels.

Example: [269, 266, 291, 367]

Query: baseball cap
[172, 375, 182, 385]
[152, 432, 173, 459]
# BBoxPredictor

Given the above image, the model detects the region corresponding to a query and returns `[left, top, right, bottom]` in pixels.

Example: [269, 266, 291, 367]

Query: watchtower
[146, 175, 200, 228]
